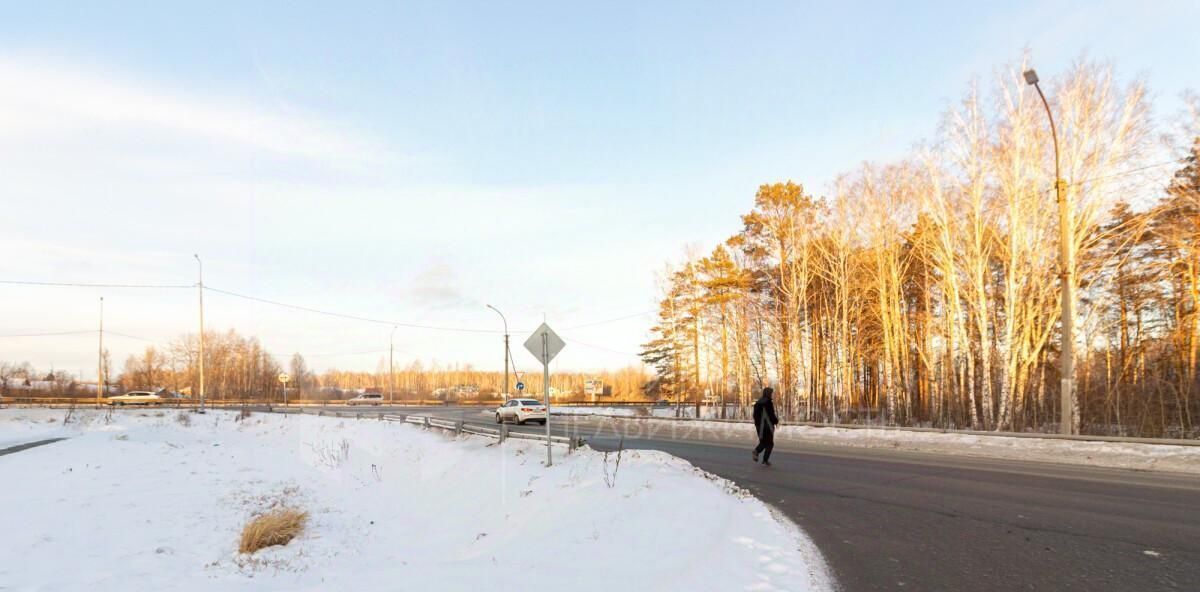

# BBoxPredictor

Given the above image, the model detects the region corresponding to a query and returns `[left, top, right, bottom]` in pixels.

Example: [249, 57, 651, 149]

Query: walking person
[752, 387, 779, 466]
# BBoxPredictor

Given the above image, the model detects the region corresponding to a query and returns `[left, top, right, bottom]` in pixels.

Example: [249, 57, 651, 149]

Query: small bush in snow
[308, 439, 351, 468]
[175, 412, 191, 427]
[239, 508, 308, 554]
[602, 437, 625, 488]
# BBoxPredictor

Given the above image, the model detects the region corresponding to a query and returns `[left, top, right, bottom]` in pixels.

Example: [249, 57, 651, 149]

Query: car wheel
[495, 413, 503, 424]
[517, 416, 526, 425]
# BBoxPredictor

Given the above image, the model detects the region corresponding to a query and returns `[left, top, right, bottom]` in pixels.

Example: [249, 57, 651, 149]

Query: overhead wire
[0, 330, 99, 338]
[0, 279, 194, 289]
[562, 310, 655, 330]
[3, 278, 652, 359]
[202, 286, 506, 335]
[1036, 159, 1180, 197]
[561, 336, 642, 358]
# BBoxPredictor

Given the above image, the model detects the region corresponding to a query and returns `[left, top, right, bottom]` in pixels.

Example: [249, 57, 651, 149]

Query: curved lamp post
[486, 304, 511, 401]
[1024, 68, 1075, 435]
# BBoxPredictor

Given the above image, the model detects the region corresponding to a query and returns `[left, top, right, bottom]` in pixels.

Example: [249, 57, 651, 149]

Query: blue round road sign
[516, 381, 525, 391]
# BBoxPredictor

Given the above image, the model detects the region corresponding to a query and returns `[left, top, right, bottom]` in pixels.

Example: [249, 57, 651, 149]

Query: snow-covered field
[0, 409, 832, 592]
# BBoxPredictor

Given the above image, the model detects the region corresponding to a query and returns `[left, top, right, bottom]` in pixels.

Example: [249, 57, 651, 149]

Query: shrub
[238, 508, 308, 554]
[308, 439, 351, 468]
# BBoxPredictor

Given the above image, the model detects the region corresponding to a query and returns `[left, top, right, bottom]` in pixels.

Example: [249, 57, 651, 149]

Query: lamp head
[1023, 69, 1039, 85]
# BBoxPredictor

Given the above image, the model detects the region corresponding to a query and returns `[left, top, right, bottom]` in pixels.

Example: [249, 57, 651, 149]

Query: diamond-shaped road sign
[523, 322, 566, 365]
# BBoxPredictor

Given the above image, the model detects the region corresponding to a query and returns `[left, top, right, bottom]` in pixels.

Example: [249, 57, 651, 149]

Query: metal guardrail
[377, 412, 581, 451]
[0, 397, 493, 408]
[551, 411, 1200, 447]
[0, 396, 663, 408]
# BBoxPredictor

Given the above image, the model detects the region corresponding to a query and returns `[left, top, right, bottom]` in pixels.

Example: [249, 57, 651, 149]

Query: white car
[347, 393, 384, 406]
[495, 399, 547, 425]
[108, 391, 163, 406]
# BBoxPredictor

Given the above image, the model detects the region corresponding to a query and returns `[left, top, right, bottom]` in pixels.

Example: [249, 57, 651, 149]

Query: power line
[561, 336, 641, 358]
[272, 348, 394, 359]
[203, 286, 505, 335]
[3, 278, 649, 356]
[563, 310, 655, 330]
[105, 331, 159, 343]
[0, 329, 164, 343]
[0, 330, 98, 338]
[1038, 160, 1180, 196]
[1071, 160, 1179, 187]
[0, 280, 194, 289]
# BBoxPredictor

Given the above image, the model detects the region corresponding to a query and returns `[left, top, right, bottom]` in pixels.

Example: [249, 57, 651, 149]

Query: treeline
[642, 58, 1199, 437]
[312, 364, 647, 401]
[2, 329, 650, 401]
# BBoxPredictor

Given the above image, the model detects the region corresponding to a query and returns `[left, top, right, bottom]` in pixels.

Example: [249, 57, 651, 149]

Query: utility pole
[97, 296, 104, 406]
[1025, 68, 1076, 435]
[389, 326, 396, 405]
[194, 254, 206, 413]
[486, 305, 511, 401]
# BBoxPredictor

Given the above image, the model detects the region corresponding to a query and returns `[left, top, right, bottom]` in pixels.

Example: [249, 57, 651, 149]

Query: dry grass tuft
[239, 508, 308, 554]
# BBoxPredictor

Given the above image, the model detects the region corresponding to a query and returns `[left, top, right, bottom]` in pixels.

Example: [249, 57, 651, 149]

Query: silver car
[495, 399, 547, 425]
[107, 391, 163, 406]
[347, 393, 384, 406]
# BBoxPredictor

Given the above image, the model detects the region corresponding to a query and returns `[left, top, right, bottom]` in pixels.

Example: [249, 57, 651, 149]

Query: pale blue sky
[1, 0, 1197, 379]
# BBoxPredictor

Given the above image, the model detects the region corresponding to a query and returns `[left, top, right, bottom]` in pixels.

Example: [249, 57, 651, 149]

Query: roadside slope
[0, 409, 833, 592]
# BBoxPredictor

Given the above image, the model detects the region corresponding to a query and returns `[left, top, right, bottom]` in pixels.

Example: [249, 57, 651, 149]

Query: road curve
[299, 406, 1200, 592]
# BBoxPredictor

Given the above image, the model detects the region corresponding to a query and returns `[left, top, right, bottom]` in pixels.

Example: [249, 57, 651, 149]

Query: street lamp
[1024, 68, 1076, 435]
[194, 254, 206, 413]
[389, 325, 396, 405]
[97, 296, 104, 407]
[486, 304, 511, 402]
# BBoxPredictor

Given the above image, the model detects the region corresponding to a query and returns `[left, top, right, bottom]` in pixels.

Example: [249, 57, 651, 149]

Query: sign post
[523, 322, 565, 466]
[278, 373, 291, 407]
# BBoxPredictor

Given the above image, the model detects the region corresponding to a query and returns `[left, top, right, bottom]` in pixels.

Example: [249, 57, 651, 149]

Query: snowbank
[554, 406, 732, 419]
[579, 414, 1200, 474]
[0, 409, 832, 592]
[772, 424, 1200, 474]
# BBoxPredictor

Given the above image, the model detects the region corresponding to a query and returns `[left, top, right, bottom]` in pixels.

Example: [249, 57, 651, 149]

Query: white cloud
[0, 53, 394, 171]
[0, 54, 655, 374]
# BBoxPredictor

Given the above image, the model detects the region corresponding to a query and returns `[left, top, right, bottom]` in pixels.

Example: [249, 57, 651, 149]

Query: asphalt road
[300, 406, 1200, 592]
[0, 437, 66, 456]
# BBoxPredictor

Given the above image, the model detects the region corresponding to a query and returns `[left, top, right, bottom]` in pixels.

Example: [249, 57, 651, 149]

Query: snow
[770, 424, 1200, 473]
[0, 412, 74, 449]
[0, 409, 833, 592]
[570, 414, 1200, 474]
[554, 405, 729, 419]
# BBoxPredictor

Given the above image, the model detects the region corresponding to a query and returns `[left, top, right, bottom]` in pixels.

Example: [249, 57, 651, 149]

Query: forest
[641, 59, 1199, 437]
